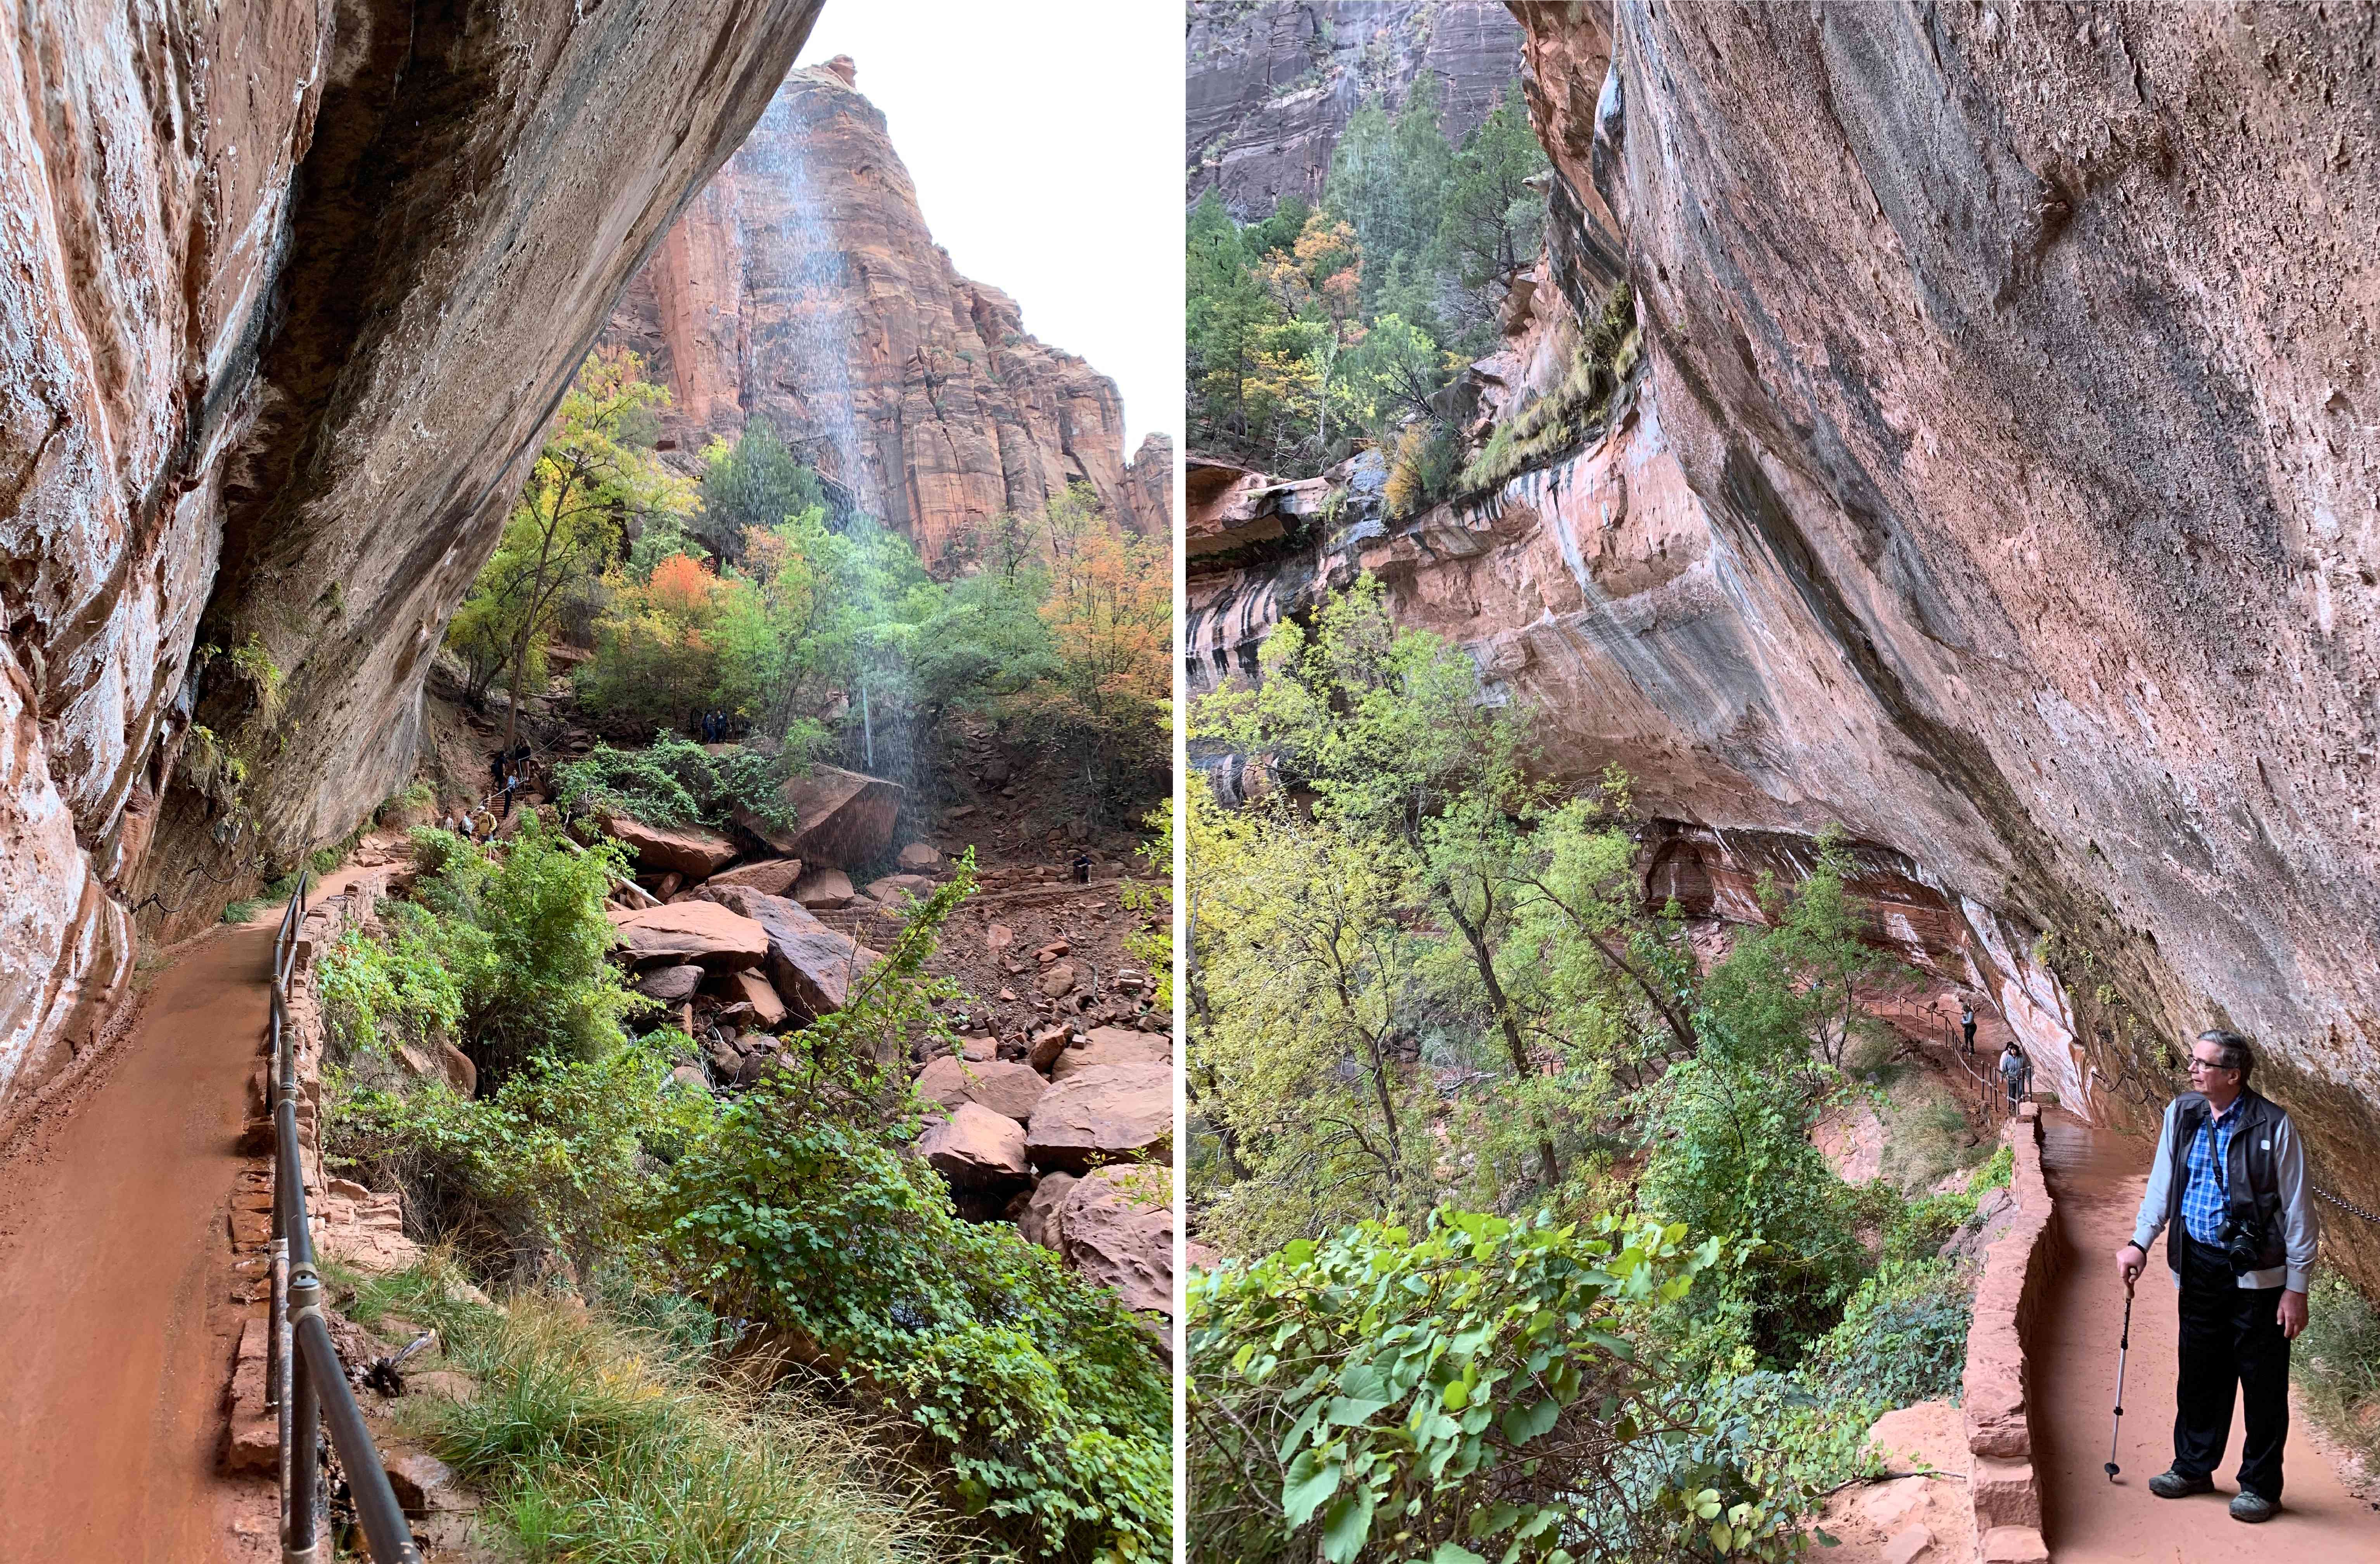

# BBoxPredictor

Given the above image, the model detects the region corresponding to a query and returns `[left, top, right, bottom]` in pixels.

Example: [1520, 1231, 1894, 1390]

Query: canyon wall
[1187, 0, 1524, 219]
[604, 59, 1167, 565]
[1192, 1, 2380, 1290]
[0, 0, 819, 1121]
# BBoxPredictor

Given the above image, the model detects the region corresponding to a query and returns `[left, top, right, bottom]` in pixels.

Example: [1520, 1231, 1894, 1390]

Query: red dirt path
[2033, 1107, 2371, 1558]
[0, 919, 273, 1564]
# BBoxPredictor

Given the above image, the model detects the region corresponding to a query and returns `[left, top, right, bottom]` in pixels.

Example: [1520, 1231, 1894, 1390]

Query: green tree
[448, 348, 695, 753]
[695, 420, 825, 562]
[1435, 84, 1550, 340]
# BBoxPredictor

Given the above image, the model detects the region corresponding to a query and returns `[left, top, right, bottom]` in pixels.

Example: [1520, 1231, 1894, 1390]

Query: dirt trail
[0, 914, 278, 1563]
[2033, 1107, 2371, 1557]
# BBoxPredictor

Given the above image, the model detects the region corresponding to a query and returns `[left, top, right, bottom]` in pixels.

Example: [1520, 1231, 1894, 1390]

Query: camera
[2216, 1212, 2268, 1275]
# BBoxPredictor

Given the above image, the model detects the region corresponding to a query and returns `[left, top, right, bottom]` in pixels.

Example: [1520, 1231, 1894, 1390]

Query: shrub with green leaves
[555, 737, 799, 835]
[1188, 1208, 1788, 1564]
[316, 901, 467, 1061]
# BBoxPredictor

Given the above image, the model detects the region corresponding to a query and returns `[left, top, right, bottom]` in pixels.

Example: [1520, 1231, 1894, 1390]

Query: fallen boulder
[636, 964, 705, 1003]
[779, 764, 904, 867]
[1025, 1063, 1172, 1170]
[1052, 1026, 1171, 1080]
[896, 841, 941, 870]
[1019, 1171, 1079, 1249]
[916, 1055, 1047, 1123]
[607, 901, 768, 971]
[707, 857, 804, 896]
[1056, 1164, 1175, 1318]
[693, 884, 879, 1020]
[598, 811, 739, 880]
[726, 969, 787, 1029]
[865, 873, 936, 905]
[917, 1102, 1031, 1187]
[791, 865, 858, 909]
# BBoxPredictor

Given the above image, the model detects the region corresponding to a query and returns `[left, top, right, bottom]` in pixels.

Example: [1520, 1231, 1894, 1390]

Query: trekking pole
[2106, 1275, 2136, 1479]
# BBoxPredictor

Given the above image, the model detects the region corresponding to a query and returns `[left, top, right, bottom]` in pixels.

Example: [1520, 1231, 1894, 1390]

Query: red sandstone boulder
[636, 963, 705, 1003]
[917, 1102, 1031, 1187]
[607, 901, 767, 970]
[916, 1055, 1047, 1123]
[1018, 1171, 1078, 1249]
[707, 857, 804, 896]
[1025, 1063, 1172, 1170]
[896, 841, 940, 870]
[598, 811, 739, 880]
[865, 873, 936, 905]
[777, 765, 904, 868]
[692, 884, 878, 1020]
[1052, 1026, 1171, 1080]
[1055, 1164, 1174, 1318]
[727, 969, 787, 1029]
[790, 865, 858, 909]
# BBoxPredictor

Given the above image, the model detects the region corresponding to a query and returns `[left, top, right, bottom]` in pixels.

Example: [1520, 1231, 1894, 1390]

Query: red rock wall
[0, 0, 820, 1121]
[605, 61, 1167, 564]
[1195, 1, 2380, 1288]
[1187, 0, 1526, 219]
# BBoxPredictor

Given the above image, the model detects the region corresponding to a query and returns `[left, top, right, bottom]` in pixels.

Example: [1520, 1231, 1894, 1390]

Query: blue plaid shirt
[2180, 1096, 2245, 1244]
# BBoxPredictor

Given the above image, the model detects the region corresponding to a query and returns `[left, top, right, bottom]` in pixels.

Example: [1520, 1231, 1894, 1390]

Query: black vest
[2164, 1088, 2287, 1272]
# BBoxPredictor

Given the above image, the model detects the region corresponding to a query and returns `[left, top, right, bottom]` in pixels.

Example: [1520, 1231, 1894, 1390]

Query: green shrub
[1189, 1207, 1785, 1564]
[556, 738, 799, 835]
[1801, 1260, 1972, 1410]
[317, 903, 467, 1062]
[221, 898, 262, 924]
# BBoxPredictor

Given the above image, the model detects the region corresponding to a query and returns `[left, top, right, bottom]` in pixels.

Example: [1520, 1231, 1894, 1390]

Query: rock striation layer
[0, 0, 821, 1119]
[604, 59, 1168, 564]
[1196, 2, 2380, 1290]
[1187, 0, 1526, 219]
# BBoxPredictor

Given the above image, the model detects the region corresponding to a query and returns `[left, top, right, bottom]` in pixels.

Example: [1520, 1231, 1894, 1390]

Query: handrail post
[286, 1265, 323, 1564]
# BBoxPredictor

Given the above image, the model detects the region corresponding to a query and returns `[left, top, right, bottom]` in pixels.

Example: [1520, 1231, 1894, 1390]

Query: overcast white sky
[796, 3, 1181, 450]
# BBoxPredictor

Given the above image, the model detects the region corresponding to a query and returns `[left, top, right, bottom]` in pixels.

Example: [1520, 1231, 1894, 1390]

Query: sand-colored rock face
[1200, 2, 2380, 1289]
[0, 0, 820, 1119]
[604, 61, 1167, 563]
[1187, 0, 1524, 218]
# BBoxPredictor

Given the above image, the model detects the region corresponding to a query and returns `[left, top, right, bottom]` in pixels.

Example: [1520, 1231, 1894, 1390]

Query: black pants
[2171, 1230, 2289, 1499]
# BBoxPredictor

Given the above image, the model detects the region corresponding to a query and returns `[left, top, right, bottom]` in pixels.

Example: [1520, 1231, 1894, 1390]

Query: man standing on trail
[1961, 1001, 1977, 1052]
[1999, 1043, 2032, 1109]
[2115, 1030, 2319, 1524]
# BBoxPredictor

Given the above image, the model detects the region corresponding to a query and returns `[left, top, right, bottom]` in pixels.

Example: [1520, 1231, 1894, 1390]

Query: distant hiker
[1999, 1045, 2032, 1109]
[2115, 1031, 2318, 1523]
[1961, 1002, 1977, 1052]
[489, 750, 507, 789]
[1072, 852, 1092, 885]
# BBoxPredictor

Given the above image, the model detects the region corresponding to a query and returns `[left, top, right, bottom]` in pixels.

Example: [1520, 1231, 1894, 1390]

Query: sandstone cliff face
[1187, 0, 1524, 219]
[0, 0, 818, 1119]
[605, 60, 1166, 564]
[1197, 2, 2380, 1288]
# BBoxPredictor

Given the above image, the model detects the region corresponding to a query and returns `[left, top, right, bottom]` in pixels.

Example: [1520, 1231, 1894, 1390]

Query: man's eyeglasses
[2187, 1057, 2236, 1074]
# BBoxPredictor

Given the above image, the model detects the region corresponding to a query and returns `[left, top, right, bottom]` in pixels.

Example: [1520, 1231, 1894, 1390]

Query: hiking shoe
[2229, 1490, 2277, 1522]
[2148, 1469, 2213, 1498]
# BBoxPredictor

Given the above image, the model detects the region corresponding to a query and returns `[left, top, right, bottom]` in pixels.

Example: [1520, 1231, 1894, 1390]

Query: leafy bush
[317, 902, 467, 1062]
[555, 737, 799, 835]
[653, 859, 1169, 1562]
[330, 1036, 709, 1286]
[1801, 1261, 1972, 1410]
[1189, 1207, 1775, 1564]
[351, 1261, 942, 1564]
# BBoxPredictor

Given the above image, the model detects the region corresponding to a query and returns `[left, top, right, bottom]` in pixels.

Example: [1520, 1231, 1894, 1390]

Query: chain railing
[266, 874, 422, 1564]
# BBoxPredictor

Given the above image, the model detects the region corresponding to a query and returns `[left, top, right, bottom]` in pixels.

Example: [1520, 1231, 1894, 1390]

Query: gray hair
[2196, 1029, 2254, 1086]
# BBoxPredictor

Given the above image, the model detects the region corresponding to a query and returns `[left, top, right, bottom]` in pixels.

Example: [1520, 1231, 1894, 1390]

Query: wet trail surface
[0, 920, 272, 1564]
[2034, 1107, 2371, 1559]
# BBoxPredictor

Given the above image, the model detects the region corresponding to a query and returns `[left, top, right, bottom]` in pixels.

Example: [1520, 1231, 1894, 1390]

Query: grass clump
[360, 1262, 940, 1564]
[1455, 281, 1638, 495]
[2295, 1273, 2380, 1467]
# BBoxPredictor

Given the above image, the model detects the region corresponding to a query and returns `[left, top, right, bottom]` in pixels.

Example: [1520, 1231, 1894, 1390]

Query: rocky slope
[1187, 0, 1524, 218]
[0, 0, 820, 1123]
[1194, 2, 2380, 1290]
[603, 58, 1168, 564]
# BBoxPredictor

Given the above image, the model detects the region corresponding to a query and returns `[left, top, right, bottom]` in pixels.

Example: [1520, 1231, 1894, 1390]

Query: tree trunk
[1441, 892, 1559, 1186]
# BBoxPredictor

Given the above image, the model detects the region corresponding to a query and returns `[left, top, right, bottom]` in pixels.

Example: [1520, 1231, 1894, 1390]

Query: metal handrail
[267, 872, 422, 1564]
